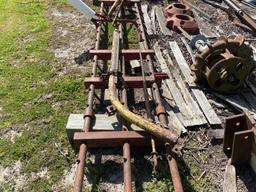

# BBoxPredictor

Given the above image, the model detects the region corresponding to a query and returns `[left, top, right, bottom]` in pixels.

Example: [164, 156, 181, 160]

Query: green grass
[0, 0, 84, 191]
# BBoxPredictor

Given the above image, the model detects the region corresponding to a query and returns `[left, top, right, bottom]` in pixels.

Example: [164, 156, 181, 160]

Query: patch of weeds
[142, 179, 173, 192]
[25, 177, 52, 192]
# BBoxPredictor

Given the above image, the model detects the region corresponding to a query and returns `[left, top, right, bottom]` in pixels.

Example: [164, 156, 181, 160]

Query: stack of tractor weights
[162, 2, 254, 93]
[165, 3, 199, 35]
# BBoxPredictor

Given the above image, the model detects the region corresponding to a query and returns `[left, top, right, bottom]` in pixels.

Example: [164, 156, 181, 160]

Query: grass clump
[0, 0, 82, 190]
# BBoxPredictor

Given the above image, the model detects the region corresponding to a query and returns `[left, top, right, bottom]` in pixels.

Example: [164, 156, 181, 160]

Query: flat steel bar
[74, 131, 151, 148]
[84, 74, 168, 89]
[89, 49, 155, 60]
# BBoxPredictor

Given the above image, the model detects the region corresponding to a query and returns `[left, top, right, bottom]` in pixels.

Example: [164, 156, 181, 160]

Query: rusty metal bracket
[224, 112, 256, 165]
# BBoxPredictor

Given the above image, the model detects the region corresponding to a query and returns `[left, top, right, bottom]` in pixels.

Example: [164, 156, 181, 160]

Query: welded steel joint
[191, 35, 255, 93]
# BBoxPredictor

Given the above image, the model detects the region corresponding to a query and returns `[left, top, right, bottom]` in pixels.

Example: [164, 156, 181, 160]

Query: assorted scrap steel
[69, 0, 183, 191]
[68, 0, 256, 191]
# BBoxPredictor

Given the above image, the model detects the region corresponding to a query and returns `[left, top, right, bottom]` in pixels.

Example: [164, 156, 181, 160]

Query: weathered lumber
[161, 84, 186, 134]
[155, 6, 172, 36]
[207, 129, 224, 139]
[163, 49, 207, 125]
[169, 41, 221, 125]
[151, 6, 156, 34]
[154, 43, 206, 127]
[223, 160, 237, 192]
[141, 4, 153, 35]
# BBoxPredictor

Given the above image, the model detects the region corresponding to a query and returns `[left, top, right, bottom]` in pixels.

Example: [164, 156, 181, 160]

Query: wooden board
[161, 83, 186, 134]
[169, 41, 221, 125]
[141, 4, 153, 35]
[154, 43, 206, 127]
[223, 160, 237, 192]
[207, 129, 224, 139]
[151, 6, 156, 34]
[163, 50, 207, 125]
[154, 6, 172, 36]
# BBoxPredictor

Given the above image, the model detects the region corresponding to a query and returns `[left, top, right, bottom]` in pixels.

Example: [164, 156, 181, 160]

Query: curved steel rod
[108, 29, 179, 144]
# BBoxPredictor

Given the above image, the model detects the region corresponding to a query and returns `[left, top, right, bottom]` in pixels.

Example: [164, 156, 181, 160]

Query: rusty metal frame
[72, 1, 183, 191]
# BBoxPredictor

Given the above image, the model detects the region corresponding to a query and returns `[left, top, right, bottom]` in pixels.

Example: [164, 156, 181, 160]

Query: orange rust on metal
[73, 143, 87, 192]
[89, 49, 155, 60]
[192, 35, 254, 93]
[73, 2, 105, 191]
[123, 142, 132, 192]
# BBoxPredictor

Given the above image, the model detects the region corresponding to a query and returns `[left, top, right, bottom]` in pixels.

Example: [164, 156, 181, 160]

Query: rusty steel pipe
[120, 21, 133, 192]
[109, 75, 178, 143]
[167, 148, 184, 192]
[73, 143, 87, 192]
[73, 3, 104, 192]
[135, 3, 183, 191]
[123, 142, 132, 192]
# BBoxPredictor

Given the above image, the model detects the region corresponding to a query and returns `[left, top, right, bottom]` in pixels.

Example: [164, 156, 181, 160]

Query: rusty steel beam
[89, 49, 155, 60]
[84, 73, 168, 89]
[74, 131, 151, 148]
